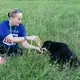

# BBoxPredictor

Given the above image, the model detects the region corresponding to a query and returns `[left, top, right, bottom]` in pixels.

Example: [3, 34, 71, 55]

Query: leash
[35, 36, 41, 47]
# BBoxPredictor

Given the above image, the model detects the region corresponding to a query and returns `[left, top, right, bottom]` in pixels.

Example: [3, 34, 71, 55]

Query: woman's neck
[9, 19, 12, 26]
[9, 19, 15, 26]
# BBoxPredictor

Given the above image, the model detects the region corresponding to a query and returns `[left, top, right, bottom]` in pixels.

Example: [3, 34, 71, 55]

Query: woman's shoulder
[18, 23, 26, 29]
[19, 23, 25, 27]
[0, 20, 9, 25]
[17, 23, 26, 32]
[0, 20, 9, 31]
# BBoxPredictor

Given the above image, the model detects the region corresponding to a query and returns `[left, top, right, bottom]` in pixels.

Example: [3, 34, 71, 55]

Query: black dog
[42, 40, 80, 67]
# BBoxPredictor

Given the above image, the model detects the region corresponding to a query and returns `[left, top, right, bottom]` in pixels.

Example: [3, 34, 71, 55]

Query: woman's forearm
[12, 37, 25, 42]
[22, 41, 40, 50]
[5, 34, 38, 43]
[4, 34, 25, 42]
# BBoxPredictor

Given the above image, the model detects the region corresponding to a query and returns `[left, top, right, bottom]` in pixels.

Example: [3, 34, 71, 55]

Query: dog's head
[42, 40, 52, 51]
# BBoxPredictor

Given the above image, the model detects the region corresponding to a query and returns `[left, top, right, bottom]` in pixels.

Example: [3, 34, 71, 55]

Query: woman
[0, 8, 42, 64]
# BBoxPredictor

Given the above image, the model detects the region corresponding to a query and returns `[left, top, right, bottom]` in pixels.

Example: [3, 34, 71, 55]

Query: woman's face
[10, 13, 22, 26]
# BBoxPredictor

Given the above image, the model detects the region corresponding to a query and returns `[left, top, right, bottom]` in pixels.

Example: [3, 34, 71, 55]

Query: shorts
[0, 43, 23, 57]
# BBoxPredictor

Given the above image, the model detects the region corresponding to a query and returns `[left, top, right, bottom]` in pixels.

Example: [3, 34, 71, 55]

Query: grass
[0, 0, 80, 80]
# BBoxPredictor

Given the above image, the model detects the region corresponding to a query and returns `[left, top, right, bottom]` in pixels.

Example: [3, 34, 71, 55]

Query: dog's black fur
[42, 40, 80, 67]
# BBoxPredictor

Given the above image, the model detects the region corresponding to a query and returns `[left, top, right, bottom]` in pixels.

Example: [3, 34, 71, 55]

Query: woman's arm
[4, 34, 38, 43]
[4, 34, 42, 52]
[22, 41, 42, 52]
[3, 34, 25, 42]
[21, 40, 40, 50]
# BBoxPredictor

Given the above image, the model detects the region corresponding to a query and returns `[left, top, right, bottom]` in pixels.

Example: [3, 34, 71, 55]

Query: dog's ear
[42, 40, 52, 49]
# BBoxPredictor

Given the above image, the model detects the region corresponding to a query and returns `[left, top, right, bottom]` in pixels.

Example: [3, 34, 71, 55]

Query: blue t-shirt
[0, 20, 28, 47]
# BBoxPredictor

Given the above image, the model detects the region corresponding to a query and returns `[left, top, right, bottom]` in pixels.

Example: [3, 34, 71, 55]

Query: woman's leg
[0, 43, 6, 64]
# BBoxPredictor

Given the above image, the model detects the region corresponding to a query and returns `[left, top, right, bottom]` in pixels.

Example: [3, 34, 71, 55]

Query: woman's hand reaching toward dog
[36, 47, 43, 53]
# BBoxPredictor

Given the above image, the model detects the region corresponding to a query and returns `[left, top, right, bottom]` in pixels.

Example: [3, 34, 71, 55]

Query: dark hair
[8, 8, 22, 18]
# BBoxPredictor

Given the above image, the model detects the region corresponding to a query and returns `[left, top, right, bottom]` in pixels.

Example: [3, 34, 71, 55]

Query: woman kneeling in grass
[0, 8, 41, 64]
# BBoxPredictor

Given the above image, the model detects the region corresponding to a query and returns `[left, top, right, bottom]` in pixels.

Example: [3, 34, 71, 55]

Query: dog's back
[47, 41, 73, 61]
[42, 40, 80, 67]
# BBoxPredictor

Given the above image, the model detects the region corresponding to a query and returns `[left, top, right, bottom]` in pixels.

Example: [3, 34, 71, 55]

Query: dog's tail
[75, 59, 80, 67]
[70, 54, 80, 67]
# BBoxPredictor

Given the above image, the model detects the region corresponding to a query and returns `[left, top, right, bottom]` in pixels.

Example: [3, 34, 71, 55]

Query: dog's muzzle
[42, 48, 47, 51]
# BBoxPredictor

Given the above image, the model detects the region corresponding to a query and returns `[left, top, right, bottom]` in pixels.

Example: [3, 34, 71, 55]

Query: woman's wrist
[24, 36, 27, 40]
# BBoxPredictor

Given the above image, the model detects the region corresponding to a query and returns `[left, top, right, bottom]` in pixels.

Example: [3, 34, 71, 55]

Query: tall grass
[0, 0, 80, 80]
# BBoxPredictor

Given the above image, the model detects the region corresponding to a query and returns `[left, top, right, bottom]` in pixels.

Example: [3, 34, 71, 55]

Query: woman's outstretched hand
[36, 47, 43, 53]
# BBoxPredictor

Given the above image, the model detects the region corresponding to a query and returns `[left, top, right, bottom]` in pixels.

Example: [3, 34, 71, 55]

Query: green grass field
[1, 0, 80, 80]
